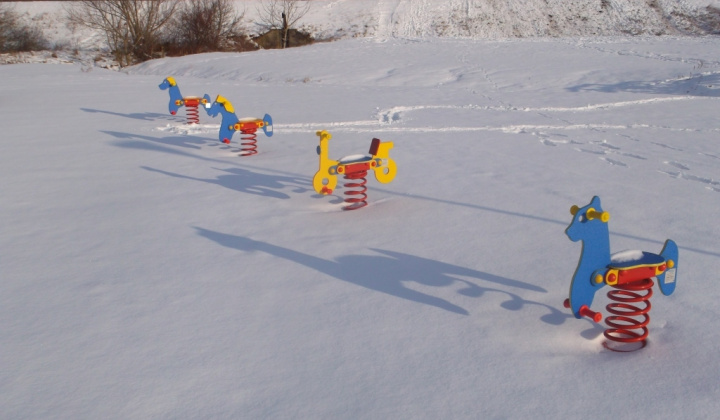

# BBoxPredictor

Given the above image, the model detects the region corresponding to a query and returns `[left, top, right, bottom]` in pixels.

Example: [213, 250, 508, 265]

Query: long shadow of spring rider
[194, 228, 551, 317]
[158, 76, 208, 124]
[564, 196, 679, 352]
[313, 130, 397, 210]
[202, 94, 273, 156]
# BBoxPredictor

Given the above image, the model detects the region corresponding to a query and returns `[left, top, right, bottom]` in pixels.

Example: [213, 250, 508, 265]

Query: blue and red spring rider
[159, 77, 273, 155]
[313, 130, 397, 210]
[202, 94, 273, 156]
[158, 76, 207, 124]
[564, 196, 679, 351]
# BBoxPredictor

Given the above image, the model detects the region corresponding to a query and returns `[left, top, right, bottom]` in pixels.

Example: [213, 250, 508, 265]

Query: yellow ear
[215, 95, 235, 113]
[166, 76, 177, 86]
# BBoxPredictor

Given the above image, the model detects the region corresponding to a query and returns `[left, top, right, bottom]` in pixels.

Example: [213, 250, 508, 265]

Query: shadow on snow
[104, 128, 720, 259]
[103, 130, 212, 150]
[194, 227, 569, 325]
[82, 107, 177, 122]
[567, 72, 720, 97]
[142, 166, 311, 199]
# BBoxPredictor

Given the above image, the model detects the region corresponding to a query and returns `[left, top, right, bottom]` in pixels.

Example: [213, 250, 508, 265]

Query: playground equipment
[564, 196, 679, 352]
[158, 77, 207, 124]
[312, 130, 397, 210]
[202, 94, 273, 156]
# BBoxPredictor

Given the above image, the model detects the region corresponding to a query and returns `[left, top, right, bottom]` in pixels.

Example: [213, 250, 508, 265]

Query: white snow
[611, 249, 645, 263]
[339, 154, 372, 163]
[2, 1, 720, 419]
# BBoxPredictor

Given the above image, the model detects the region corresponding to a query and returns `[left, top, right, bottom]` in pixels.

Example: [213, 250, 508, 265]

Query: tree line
[2, 0, 311, 67]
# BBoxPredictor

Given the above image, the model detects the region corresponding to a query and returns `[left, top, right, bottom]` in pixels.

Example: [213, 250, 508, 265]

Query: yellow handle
[586, 208, 610, 222]
[316, 130, 331, 142]
[570, 205, 609, 222]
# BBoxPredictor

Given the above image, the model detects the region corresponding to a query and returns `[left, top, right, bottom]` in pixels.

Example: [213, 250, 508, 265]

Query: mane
[165, 76, 177, 87]
[215, 95, 235, 114]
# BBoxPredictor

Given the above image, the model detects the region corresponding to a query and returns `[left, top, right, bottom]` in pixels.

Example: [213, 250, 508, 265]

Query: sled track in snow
[156, 96, 720, 138]
[275, 96, 720, 134]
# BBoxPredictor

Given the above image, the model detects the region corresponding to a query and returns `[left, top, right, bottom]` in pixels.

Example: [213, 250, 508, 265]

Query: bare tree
[65, 0, 179, 66]
[256, 0, 311, 48]
[168, 0, 246, 54]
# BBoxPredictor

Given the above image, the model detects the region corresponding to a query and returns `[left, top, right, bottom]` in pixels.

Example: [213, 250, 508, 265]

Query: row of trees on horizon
[1, 0, 312, 66]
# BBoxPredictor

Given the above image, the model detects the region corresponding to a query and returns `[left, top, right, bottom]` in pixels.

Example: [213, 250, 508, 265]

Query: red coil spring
[603, 278, 654, 352]
[240, 128, 258, 156]
[342, 170, 368, 211]
[185, 104, 200, 124]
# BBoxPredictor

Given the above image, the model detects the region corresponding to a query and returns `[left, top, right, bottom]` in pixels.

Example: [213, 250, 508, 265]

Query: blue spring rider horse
[564, 196, 679, 351]
[202, 94, 273, 156]
[158, 76, 206, 123]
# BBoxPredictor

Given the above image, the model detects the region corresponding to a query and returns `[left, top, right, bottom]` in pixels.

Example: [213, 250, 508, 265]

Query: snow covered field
[3, 2, 720, 420]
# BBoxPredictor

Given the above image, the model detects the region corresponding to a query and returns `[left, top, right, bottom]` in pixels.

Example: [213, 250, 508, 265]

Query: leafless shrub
[0, 3, 48, 53]
[697, 5, 720, 34]
[164, 0, 254, 55]
[64, 0, 179, 67]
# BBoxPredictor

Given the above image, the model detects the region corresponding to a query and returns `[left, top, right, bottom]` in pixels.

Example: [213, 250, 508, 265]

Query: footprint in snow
[601, 157, 627, 167]
[577, 148, 606, 155]
[659, 170, 720, 192]
[700, 152, 720, 160]
[665, 161, 690, 170]
[593, 140, 621, 150]
[620, 152, 647, 160]
[652, 142, 683, 151]
[535, 132, 569, 147]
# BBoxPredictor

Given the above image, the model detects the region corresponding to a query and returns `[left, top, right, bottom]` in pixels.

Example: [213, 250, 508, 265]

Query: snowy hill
[300, 0, 720, 39]
[7, 0, 720, 49]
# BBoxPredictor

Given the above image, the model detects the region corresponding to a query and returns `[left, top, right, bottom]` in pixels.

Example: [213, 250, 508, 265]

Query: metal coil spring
[186, 104, 200, 124]
[603, 278, 654, 352]
[342, 171, 368, 211]
[240, 129, 258, 156]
